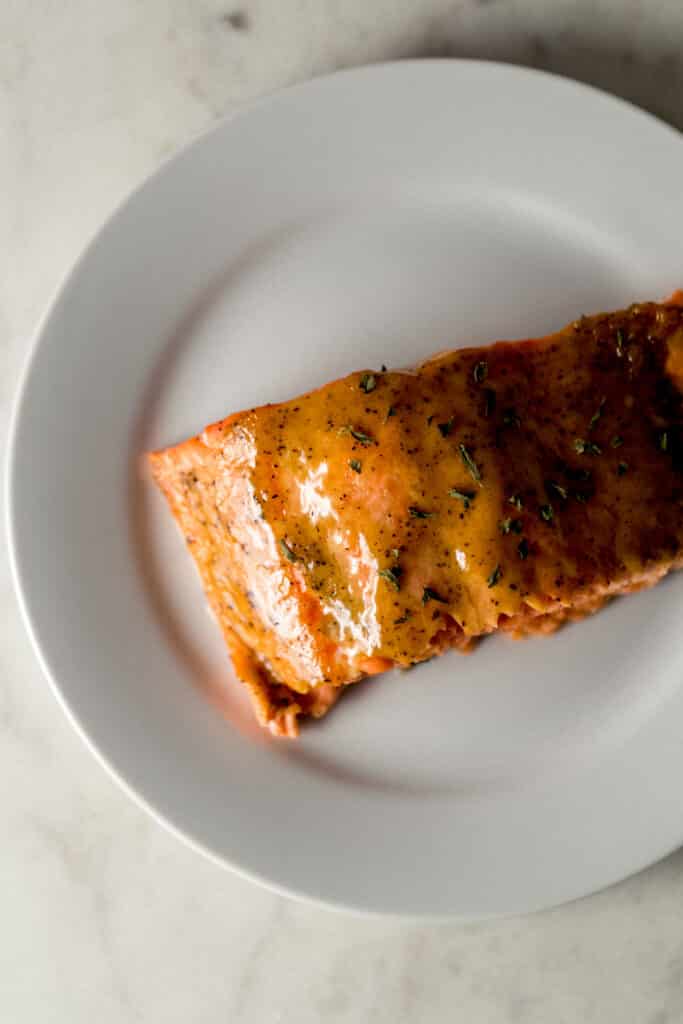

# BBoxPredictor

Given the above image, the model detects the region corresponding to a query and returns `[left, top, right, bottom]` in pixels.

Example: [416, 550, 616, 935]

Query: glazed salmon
[150, 294, 683, 736]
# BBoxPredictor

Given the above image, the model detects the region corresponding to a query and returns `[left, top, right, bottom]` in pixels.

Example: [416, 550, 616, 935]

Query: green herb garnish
[539, 504, 554, 523]
[546, 480, 568, 501]
[487, 564, 502, 588]
[617, 461, 629, 476]
[437, 417, 454, 437]
[422, 586, 447, 605]
[508, 493, 524, 511]
[379, 566, 402, 591]
[574, 438, 602, 456]
[588, 396, 606, 431]
[279, 539, 299, 563]
[359, 372, 376, 393]
[448, 488, 475, 509]
[409, 506, 435, 519]
[385, 405, 397, 422]
[517, 538, 529, 560]
[394, 611, 411, 625]
[616, 328, 625, 357]
[473, 361, 488, 385]
[659, 431, 669, 452]
[349, 459, 362, 473]
[340, 425, 376, 446]
[499, 518, 523, 535]
[611, 435, 623, 448]
[459, 443, 482, 485]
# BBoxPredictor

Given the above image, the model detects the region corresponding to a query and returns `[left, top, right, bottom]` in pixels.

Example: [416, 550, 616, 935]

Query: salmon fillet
[149, 293, 683, 736]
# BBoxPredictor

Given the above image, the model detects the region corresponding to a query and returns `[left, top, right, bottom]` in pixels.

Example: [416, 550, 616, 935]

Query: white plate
[8, 61, 683, 918]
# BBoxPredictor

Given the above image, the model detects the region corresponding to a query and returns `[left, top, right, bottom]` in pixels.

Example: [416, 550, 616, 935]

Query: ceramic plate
[8, 61, 683, 917]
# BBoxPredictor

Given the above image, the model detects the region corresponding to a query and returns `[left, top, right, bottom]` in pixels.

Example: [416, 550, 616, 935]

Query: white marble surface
[2, 1, 683, 1020]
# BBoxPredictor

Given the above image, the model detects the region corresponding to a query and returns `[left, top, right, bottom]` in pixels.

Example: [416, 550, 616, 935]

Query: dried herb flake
[588, 396, 606, 432]
[379, 566, 402, 591]
[499, 517, 523, 535]
[279, 539, 299, 563]
[448, 488, 475, 509]
[459, 443, 482, 485]
[616, 328, 625, 357]
[409, 506, 435, 519]
[341, 425, 376, 446]
[487, 564, 502, 588]
[546, 480, 568, 501]
[574, 438, 602, 456]
[473, 361, 488, 385]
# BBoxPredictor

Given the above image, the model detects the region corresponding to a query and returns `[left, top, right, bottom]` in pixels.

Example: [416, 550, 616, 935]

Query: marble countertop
[2, 2, 683, 1021]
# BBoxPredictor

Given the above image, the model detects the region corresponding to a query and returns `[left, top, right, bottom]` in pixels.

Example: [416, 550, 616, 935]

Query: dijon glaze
[150, 295, 683, 735]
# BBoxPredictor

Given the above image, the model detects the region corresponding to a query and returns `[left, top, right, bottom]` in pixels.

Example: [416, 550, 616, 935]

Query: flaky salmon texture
[149, 293, 683, 737]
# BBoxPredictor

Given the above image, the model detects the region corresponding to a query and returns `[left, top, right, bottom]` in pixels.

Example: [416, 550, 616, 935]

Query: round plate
[8, 61, 683, 917]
